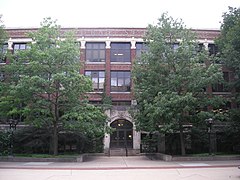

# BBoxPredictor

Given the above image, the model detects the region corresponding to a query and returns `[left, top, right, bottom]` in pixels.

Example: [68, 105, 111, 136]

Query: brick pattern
[4, 27, 224, 104]
[6, 28, 220, 40]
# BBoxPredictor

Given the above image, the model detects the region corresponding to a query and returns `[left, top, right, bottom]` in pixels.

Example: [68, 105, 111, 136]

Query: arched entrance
[110, 119, 133, 148]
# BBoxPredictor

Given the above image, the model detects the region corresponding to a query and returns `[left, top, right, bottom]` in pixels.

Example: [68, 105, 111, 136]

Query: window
[208, 43, 218, 56]
[112, 101, 131, 106]
[0, 71, 4, 81]
[85, 71, 105, 91]
[196, 43, 204, 53]
[111, 43, 131, 62]
[136, 42, 149, 58]
[13, 43, 29, 53]
[212, 72, 230, 92]
[89, 101, 102, 106]
[0, 44, 8, 63]
[111, 71, 131, 92]
[86, 43, 105, 62]
[172, 43, 179, 52]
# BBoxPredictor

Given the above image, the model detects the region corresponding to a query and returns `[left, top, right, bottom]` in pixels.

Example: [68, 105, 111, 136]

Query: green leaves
[0, 18, 107, 155]
[133, 13, 222, 133]
[216, 7, 240, 105]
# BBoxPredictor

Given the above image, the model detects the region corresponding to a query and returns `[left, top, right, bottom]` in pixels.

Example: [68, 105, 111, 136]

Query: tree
[0, 15, 7, 49]
[215, 7, 240, 152]
[0, 15, 8, 121]
[216, 6, 240, 103]
[132, 13, 222, 155]
[0, 18, 107, 155]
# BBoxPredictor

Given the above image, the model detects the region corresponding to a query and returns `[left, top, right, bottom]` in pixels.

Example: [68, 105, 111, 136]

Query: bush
[0, 130, 11, 156]
[13, 126, 104, 154]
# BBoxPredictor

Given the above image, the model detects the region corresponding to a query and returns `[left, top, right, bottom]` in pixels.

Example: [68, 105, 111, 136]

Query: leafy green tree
[133, 13, 222, 155]
[0, 15, 8, 122]
[216, 6, 240, 103]
[215, 7, 240, 152]
[0, 15, 7, 50]
[0, 18, 107, 155]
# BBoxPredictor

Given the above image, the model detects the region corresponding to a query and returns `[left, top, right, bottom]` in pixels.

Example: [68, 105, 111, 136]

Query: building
[1, 27, 235, 155]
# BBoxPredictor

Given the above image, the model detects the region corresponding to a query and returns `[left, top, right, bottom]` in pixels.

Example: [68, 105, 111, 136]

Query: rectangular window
[136, 42, 149, 59]
[0, 71, 4, 81]
[111, 43, 131, 62]
[111, 71, 131, 92]
[208, 43, 218, 56]
[172, 43, 179, 52]
[13, 43, 29, 53]
[0, 44, 8, 63]
[212, 72, 230, 92]
[85, 71, 105, 91]
[86, 42, 105, 62]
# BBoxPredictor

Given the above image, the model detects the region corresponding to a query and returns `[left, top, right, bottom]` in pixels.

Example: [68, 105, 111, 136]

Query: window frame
[136, 42, 149, 59]
[110, 42, 131, 62]
[85, 42, 106, 62]
[13, 43, 29, 53]
[85, 70, 105, 92]
[212, 72, 230, 92]
[111, 71, 131, 92]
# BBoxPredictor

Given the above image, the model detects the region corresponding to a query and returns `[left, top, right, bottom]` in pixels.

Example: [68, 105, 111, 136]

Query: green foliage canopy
[0, 18, 107, 155]
[132, 14, 223, 155]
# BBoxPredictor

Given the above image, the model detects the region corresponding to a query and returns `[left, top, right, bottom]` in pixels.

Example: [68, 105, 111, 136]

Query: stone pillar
[6, 38, 13, 64]
[103, 109, 111, 154]
[203, 39, 209, 51]
[79, 37, 86, 74]
[133, 126, 141, 153]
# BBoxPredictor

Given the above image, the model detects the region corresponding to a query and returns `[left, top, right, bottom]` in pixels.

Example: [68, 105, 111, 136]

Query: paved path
[0, 156, 239, 180]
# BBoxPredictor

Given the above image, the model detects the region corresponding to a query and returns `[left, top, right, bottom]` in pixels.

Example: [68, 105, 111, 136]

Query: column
[105, 37, 111, 96]
[6, 38, 13, 64]
[130, 37, 136, 97]
[79, 37, 86, 74]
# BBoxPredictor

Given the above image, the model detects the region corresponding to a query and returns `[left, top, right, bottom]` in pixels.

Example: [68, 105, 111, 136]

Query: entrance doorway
[110, 119, 133, 148]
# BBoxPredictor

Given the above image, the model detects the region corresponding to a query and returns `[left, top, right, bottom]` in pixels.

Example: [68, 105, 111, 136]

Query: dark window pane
[111, 71, 131, 92]
[136, 42, 149, 58]
[212, 72, 230, 92]
[111, 43, 131, 62]
[85, 71, 105, 91]
[208, 43, 218, 56]
[86, 42, 105, 62]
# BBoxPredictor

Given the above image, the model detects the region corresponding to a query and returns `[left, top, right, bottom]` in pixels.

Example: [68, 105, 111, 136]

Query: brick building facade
[1, 27, 235, 155]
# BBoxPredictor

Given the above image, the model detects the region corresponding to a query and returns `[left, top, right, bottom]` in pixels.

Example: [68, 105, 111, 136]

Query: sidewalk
[0, 156, 239, 170]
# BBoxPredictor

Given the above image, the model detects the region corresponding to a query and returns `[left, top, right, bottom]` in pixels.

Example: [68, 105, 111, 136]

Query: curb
[0, 165, 238, 171]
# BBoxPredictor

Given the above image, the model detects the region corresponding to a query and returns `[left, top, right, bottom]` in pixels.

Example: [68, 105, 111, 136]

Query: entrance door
[110, 119, 133, 148]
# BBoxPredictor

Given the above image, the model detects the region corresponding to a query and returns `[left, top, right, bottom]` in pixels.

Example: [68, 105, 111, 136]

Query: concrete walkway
[0, 156, 239, 170]
[0, 156, 239, 180]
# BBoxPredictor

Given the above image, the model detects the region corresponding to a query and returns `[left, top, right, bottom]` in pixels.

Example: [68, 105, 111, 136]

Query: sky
[0, 0, 239, 29]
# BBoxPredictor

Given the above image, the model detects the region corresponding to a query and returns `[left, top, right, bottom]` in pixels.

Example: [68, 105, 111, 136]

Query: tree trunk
[52, 99, 59, 156]
[179, 123, 186, 156]
[53, 121, 58, 156]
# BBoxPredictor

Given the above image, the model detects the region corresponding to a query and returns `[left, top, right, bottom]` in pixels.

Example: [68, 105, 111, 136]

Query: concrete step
[110, 148, 127, 156]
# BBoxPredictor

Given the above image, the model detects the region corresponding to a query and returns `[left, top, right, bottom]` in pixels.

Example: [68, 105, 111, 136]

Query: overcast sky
[0, 0, 239, 29]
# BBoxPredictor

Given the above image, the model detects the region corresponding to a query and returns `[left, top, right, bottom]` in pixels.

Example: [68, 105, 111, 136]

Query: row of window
[85, 71, 131, 92]
[0, 42, 218, 63]
[84, 70, 231, 93]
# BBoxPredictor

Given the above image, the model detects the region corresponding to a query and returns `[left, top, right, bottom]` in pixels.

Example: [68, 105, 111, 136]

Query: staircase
[109, 148, 139, 156]
[109, 148, 127, 156]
